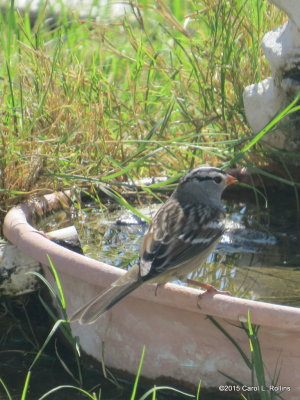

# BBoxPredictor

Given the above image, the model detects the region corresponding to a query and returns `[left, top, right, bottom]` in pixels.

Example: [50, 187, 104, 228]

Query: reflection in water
[39, 195, 300, 307]
[190, 198, 300, 306]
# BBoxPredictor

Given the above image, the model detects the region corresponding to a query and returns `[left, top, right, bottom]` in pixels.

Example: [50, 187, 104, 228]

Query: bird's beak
[226, 174, 238, 186]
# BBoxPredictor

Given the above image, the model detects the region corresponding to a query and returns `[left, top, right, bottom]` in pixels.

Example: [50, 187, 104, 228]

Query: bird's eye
[213, 176, 222, 184]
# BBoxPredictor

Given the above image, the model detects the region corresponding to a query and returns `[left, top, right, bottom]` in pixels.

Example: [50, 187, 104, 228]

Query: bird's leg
[154, 283, 165, 296]
[187, 279, 232, 309]
[188, 280, 232, 295]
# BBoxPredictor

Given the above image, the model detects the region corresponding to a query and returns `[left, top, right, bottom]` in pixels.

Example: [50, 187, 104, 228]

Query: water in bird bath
[39, 191, 300, 307]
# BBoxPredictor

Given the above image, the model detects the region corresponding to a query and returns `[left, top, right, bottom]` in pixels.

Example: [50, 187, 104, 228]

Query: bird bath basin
[3, 189, 300, 399]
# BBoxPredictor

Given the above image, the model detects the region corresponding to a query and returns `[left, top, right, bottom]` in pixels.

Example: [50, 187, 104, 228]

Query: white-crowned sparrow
[70, 166, 237, 325]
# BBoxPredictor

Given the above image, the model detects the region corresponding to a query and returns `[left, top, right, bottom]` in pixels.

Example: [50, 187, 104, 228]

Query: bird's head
[174, 166, 237, 207]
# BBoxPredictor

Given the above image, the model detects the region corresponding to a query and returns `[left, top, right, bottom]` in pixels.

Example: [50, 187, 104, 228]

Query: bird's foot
[187, 279, 232, 309]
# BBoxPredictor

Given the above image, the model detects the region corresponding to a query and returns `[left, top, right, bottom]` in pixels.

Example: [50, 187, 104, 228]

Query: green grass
[209, 314, 283, 400]
[0, 0, 290, 220]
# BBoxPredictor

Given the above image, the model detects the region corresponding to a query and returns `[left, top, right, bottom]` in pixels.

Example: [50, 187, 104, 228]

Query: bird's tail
[69, 280, 142, 325]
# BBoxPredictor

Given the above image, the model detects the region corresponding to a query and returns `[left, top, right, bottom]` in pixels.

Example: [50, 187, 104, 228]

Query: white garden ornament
[243, 0, 300, 163]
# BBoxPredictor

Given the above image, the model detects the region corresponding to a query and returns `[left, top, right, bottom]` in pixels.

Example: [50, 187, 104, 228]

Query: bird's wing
[139, 199, 224, 280]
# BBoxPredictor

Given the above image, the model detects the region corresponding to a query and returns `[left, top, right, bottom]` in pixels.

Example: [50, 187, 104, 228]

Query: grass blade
[21, 371, 31, 400]
[208, 316, 252, 369]
[130, 346, 146, 400]
[0, 378, 12, 400]
[139, 386, 195, 400]
[29, 319, 65, 370]
[47, 254, 67, 311]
